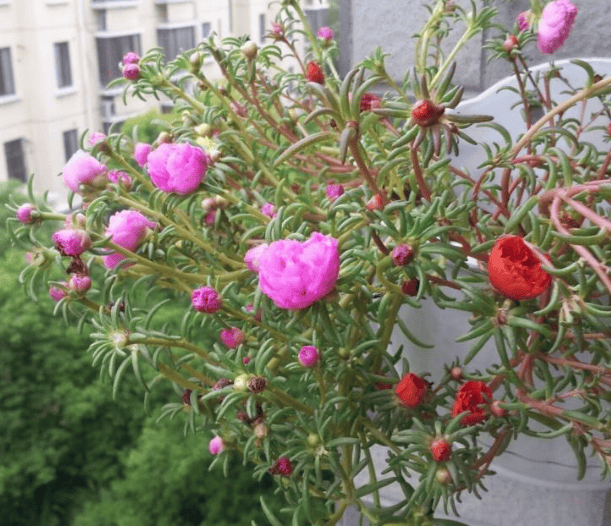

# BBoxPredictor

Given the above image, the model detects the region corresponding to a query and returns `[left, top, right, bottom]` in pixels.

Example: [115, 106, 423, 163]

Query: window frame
[54, 41, 73, 89]
[4, 138, 27, 183]
[0, 46, 16, 97]
[63, 129, 79, 162]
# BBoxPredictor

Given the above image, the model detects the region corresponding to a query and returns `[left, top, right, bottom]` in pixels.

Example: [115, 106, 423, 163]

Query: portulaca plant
[8, 0, 611, 524]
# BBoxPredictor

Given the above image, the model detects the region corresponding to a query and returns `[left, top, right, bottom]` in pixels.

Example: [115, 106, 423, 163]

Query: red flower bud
[391, 244, 415, 267]
[430, 438, 452, 463]
[452, 381, 493, 426]
[411, 99, 445, 127]
[401, 277, 419, 296]
[360, 92, 381, 112]
[306, 61, 324, 84]
[395, 372, 428, 408]
[366, 193, 387, 211]
[269, 456, 293, 476]
[488, 235, 552, 301]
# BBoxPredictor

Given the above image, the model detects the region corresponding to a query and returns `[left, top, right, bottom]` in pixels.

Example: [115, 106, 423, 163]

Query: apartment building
[0, 0, 328, 207]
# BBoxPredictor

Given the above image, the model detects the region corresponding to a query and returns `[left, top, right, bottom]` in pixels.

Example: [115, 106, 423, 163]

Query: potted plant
[8, 1, 610, 524]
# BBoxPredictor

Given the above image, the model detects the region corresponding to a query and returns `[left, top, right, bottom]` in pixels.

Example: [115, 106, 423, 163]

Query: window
[54, 42, 73, 88]
[202, 22, 211, 39]
[4, 139, 27, 183]
[102, 120, 124, 135]
[157, 26, 195, 61]
[63, 129, 78, 161]
[96, 34, 141, 87]
[259, 13, 266, 43]
[0, 47, 15, 97]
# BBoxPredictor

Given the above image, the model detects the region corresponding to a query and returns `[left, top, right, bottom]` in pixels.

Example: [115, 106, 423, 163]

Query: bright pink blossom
[298, 346, 320, 368]
[219, 327, 245, 349]
[52, 229, 91, 257]
[134, 143, 152, 167]
[326, 184, 344, 201]
[208, 436, 224, 455]
[103, 210, 155, 269]
[62, 151, 108, 193]
[261, 202, 277, 218]
[537, 0, 578, 54]
[244, 243, 269, 273]
[258, 232, 340, 310]
[16, 204, 36, 224]
[147, 142, 208, 194]
[191, 287, 223, 314]
[49, 285, 67, 302]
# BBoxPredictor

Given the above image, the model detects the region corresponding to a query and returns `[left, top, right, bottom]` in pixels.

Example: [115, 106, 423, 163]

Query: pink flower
[134, 143, 152, 167]
[191, 287, 223, 314]
[298, 346, 320, 368]
[537, 0, 578, 54]
[123, 52, 140, 65]
[269, 457, 293, 476]
[16, 203, 36, 224]
[517, 11, 530, 31]
[147, 142, 208, 194]
[123, 64, 140, 81]
[107, 170, 132, 188]
[52, 229, 91, 257]
[49, 285, 68, 302]
[244, 243, 269, 273]
[62, 150, 108, 193]
[219, 327, 245, 349]
[204, 210, 216, 226]
[69, 274, 92, 293]
[261, 202, 277, 218]
[317, 26, 334, 42]
[258, 232, 340, 310]
[208, 436, 224, 455]
[103, 210, 155, 269]
[270, 22, 284, 38]
[88, 132, 106, 146]
[326, 184, 344, 201]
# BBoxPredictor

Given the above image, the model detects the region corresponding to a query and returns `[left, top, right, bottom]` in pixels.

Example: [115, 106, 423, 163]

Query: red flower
[488, 235, 551, 301]
[452, 381, 493, 426]
[430, 438, 452, 463]
[306, 61, 324, 84]
[411, 99, 445, 127]
[360, 92, 381, 112]
[395, 372, 428, 408]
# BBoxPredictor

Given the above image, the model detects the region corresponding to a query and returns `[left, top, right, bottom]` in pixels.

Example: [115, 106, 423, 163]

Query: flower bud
[435, 467, 453, 485]
[269, 456, 293, 476]
[52, 228, 91, 257]
[270, 23, 285, 39]
[191, 286, 223, 314]
[220, 327, 245, 348]
[391, 244, 415, 267]
[209, 436, 224, 455]
[248, 375, 267, 393]
[298, 346, 320, 368]
[306, 61, 324, 84]
[326, 184, 344, 201]
[242, 356, 251, 365]
[503, 34, 519, 54]
[450, 367, 463, 381]
[16, 203, 36, 224]
[195, 123, 212, 137]
[491, 400, 508, 417]
[317, 26, 334, 46]
[430, 438, 452, 463]
[122, 63, 140, 81]
[49, 285, 68, 302]
[241, 41, 258, 60]
[189, 52, 203, 71]
[69, 274, 92, 294]
[157, 131, 173, 145]
[366, 193, 387, 211]
[254, 422, 269, 438]
[181, 388, 193, 405]
[123, 51, 140, 65]
[411, 99, 445, 127]
[261, 202, 277, 218]
[307, 433, 321, 447]
[395, 372, 428, 408]
[401, 277, 419, 296]
[234, 374, 250, 392]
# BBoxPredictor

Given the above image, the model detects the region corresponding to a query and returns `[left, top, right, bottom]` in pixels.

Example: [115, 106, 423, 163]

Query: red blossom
[488, 235, 551, 301]
[452, 381, 493, 426]
[395, 372, 428, 408]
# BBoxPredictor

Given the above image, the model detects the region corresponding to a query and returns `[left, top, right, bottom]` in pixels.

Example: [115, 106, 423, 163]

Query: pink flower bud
[64, 213, 87, 230]
[391, 244, 415, 267]
[103, 210, 156, 269]
[134, 143, 152, 167]
[122, 63, 140, 81]
[49, 285, 68, 302]
[517, 11, 530, 31]
[69, 274, 92, 294]
[244, 243, 269, 272]
[317, 26, 334, 43]
[123, 51, 140, 65]
[219, 327, 245, 349]
[208, 436, 224, 455]
[191, 286, 223, 314]
[16, 204, 36, 224]
[204, 210, 216, 226]
[147, 142, 208, 194]
[298, 346, 320, 368]
[270, 22, 284, 38]
[230, 102, 248, 118]
[52, 228, 91, 257]
[107, 170, 132, 189]
[88, 132, 107, 146]
[245, 304, 262, 322]
[261, 202, 277, 218]
[326, 184, 344, 201]
[242, 356, 251, 365]
[62, 151, 108, 194]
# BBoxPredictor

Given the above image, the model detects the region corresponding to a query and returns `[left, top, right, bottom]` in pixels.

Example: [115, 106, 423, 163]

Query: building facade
[0, 0, 328, 207]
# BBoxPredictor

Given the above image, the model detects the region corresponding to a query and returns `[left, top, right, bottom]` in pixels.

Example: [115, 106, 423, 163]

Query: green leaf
[273, 131, 335, 167]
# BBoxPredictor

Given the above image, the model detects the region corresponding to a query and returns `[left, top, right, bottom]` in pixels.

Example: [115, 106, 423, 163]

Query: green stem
[266, 385, 314, 416]
[132, 336, 221, 366]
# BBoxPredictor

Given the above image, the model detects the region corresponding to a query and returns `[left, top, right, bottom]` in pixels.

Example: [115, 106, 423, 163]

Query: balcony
[91, 0, 138, 10]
